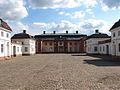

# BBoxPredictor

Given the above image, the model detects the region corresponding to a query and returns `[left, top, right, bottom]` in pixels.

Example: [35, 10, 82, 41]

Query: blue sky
[0, 0, 120, 35]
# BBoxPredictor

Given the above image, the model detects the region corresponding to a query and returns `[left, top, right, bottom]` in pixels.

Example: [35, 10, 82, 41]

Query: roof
[11, 31, 34, 39]
[86, 33, 110, 40]
[34, 33, 87, 40]
[98, 39, 111, 44]
[110, 19, 120, 31]
[0, 18, 12, 31]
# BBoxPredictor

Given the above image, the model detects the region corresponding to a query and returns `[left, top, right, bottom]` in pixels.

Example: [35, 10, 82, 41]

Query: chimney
[53, 31, 56, 34]
[95, 29, 99, 34]
[76, 31, 78, 34]
[43, 31, 45, 34]
[66, 31, 68, 34]
[23, 30, 26, 33]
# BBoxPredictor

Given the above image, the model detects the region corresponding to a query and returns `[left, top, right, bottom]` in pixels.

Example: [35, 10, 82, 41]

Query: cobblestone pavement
[0, 54, 120, 90]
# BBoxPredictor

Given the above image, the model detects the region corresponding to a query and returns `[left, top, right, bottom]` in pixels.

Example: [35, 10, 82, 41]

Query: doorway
[13, 46, 16, 57]
[106, 45, 109, 55]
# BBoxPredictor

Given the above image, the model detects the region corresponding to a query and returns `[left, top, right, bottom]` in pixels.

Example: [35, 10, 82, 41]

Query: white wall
[0, 27, 11, 57]
[98, 43, 112, 55]
[29, 39, 36, 54]
[86, 38, 110, 54]
[12, 39, 36, 55]
[110, 27, 120, 56]
[11, 43, 22, 56]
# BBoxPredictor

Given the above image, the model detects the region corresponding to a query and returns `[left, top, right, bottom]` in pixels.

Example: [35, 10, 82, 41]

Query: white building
[98, 39, 112, 55]
[86, 30, 111, 54]
[11, 41, 22, 57]
[110, 19, 120, 56]
[11, 30, 36, 55]
[0, 19, 12, 60]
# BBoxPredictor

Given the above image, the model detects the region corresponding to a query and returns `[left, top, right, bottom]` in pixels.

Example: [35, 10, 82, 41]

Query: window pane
[25, 47, 28, 52]
[1, 44, 3, 53]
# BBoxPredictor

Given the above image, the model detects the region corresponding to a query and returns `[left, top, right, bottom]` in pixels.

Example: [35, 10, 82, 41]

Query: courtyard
[0, 54, 120, 90]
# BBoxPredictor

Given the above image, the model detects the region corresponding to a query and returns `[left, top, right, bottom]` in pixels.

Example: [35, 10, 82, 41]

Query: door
[54, 41, 58, 53]
[13, 46, 16, 57]
[58, 46, 64, 52]
[106, 45, 109, 55]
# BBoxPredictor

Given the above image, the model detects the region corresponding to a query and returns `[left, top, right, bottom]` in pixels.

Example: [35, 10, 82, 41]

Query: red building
[34, 31, 87, 53]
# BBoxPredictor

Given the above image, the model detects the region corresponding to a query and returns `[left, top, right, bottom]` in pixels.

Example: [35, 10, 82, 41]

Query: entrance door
[58, 46, 64, 52]
[13, 46, 16, 57]
[106, 45, 109, 55]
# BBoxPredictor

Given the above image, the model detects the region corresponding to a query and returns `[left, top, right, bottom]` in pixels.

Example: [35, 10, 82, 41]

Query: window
[94, 46, 98, 52]
[70, 47, 72, 52]
[45, 42, 47, 46]
[113, 32, 115, 37]
[103, 46, 105, 51]
[1, 31, 4, 37]
[119, 44, 120, 52]
[74, 42, 77, 45]
[100, 46, 101, 51]
[1, 44, 4, 53]
[118, 31, 120, 36]
[6, 33, 9, 38]
[25, 47, 28, 52]
[70, 42, 72, 45]
[17, 47, 19, 52]
[49, 42, 52, 46]
[60, 42, 62, 45]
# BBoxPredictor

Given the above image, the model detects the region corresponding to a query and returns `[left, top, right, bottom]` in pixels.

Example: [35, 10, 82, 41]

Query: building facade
[98, 39, 112, 55]
[86, 30, 111, 54]
[11, 40, 22, 57]
[35, 31, 87, 53]
[110, 19, 120, 56]
[86, 19, 120, 56]
[11, 30, 36, 55]
[0, 19, 12, 60]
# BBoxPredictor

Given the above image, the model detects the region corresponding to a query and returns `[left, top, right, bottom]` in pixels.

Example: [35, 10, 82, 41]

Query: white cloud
[33, 22, 48, 27]
[86, 9, 95, 17]
[29, 0, 97, 9]
[26, 18, 110, 35]
[29, 0, 82, 9]
[49, 20, 82, 33]
[9, 21, 29, 35]
[80, 19, 110, 34]
[73, 11, 85, 19]
[0, 0, 28, 20]
[100, 0, 120, 11]
[59, 11, 71, 16]
[59, 11, 85, 19]
[31, 20, 82, 34]
[84, 0, 97, 8]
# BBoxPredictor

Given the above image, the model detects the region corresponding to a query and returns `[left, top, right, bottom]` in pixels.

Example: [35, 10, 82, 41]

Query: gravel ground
[0, 54, 120, 90]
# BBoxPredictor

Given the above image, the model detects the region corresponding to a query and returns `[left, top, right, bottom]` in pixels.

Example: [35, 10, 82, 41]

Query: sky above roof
[0, 0, 120, 35]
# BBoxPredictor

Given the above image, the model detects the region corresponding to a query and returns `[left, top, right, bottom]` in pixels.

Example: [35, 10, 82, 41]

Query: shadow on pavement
[84, 58, 120, 66]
